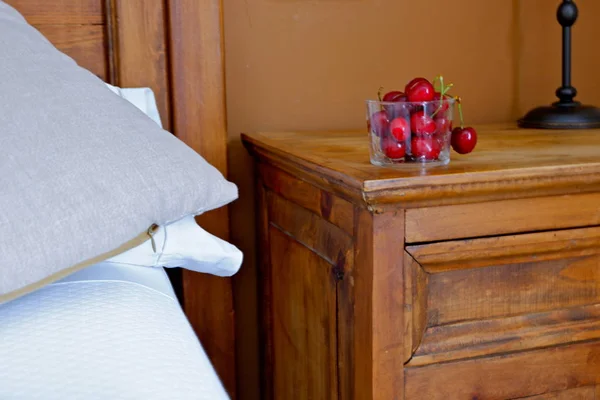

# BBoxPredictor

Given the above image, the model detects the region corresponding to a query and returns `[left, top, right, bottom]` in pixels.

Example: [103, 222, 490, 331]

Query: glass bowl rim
[365, 98, 456, 106]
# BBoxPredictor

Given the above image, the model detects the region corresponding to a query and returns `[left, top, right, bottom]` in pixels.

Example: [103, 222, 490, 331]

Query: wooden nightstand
[242, 124, 600, 400]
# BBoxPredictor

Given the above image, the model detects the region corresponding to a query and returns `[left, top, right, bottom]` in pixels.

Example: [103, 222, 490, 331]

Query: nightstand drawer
[405, 192, 600, 243]
[402, 226, 600, 399]
[403, 226, 600, 368]
[404, 341, 600, 400]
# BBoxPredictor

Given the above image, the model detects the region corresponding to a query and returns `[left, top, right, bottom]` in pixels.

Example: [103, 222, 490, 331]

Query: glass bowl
[366, 97, 455, 167]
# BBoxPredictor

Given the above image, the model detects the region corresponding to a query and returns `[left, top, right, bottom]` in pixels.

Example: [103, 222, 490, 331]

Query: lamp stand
[518, 0, 600, 130]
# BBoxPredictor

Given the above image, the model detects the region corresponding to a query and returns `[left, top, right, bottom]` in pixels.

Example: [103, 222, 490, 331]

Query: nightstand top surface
[242, 123, 600, 207]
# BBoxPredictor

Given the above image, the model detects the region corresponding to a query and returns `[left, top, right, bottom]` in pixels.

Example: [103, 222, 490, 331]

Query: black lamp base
[517, 1, 600, 130]
[518, 102, 600, 130]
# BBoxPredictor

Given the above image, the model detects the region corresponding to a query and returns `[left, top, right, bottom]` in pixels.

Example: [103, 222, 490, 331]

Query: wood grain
[260, 162, 354, 234]
[405, 193, 600, 243]
[427, 254, 600, 326]
[257, 182, 274, 400]
[242, 124, 600, 209]
[5, 0, 103, 24]
[182, 273, 235, 383]
[337, 227, 355, 400]
[38, 25, 107, 79]
[269, 228, 338, 399]
[267, 190, 353, 267]
[353, 209, 374, 400]
[516, 386, 595, 399]
[354, 209, 405, 399]
[407, 226, 600, 272]
[169, 0, 228, 169]
[403, 252, 428, 362]
[167, 0, 235, 397]
[260, 174, 355, 399]
[111, 0, 171, 130]
[409, 304, 600, 367]
[405, 340, 600, 400]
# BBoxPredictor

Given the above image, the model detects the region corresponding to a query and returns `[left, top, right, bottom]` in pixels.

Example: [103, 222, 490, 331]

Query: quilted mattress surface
[0, 262, 229, 400]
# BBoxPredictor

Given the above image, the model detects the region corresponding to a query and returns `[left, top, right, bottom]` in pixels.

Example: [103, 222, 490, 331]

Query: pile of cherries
[368, 75, 477, 163]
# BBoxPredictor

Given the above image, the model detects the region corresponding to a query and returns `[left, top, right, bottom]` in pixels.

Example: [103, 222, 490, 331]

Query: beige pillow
[0, 1, 238, 303]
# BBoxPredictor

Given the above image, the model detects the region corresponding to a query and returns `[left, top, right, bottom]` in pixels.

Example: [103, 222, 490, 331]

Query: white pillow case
[105, 84, 163, 126]
[105, 84, 243, 277]
[108, 215, 243, 277]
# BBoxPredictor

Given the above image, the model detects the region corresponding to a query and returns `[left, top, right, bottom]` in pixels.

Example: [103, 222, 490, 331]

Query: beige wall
[223, 0, 600, 398]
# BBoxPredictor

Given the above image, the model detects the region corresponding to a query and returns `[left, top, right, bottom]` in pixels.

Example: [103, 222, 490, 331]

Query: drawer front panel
[514, 386, 596, 399]
[405, 192, 600, 243]
[404, 227, 600, 367]
[427, 255, 600, 325]
[404, 340, 600, 400]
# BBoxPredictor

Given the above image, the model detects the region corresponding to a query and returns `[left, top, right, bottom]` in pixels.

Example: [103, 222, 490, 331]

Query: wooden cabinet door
[259, 186, 354, 400]
[403, 226, 600, 400]
[269, 228, 338, 399]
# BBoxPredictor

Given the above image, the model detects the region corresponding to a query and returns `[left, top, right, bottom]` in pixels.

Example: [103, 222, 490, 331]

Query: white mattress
[0, 262, 230, 400]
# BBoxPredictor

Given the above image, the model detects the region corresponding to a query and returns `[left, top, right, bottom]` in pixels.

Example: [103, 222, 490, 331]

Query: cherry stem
[433, 75, 442, 93]
[432, 75, 453, 118]
[455, 96, 465, 128]
[377, 86, 384, 102]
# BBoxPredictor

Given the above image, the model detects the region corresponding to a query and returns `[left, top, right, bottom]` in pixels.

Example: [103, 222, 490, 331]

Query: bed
[0, 261, 230, 399]
[0, 0, 237, 398]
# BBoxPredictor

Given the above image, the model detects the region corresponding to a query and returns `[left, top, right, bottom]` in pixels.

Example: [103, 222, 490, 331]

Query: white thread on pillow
[106, 215, 243, 277]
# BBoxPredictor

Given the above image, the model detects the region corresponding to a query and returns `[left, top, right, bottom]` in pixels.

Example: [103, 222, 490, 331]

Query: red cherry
[451, 127, 478, 154]
[382, 138, 406, 159]
[383, 95, 409, 120]
[434, 116, 452, 134]
[369, 110, 389, 137]
[382, 91, 405, 102]
[411, 136, 441, 160]
[389, 117, 410, 141]
[404, 77, 428, 91]
[405, 78, 435, 102]
[410, 111, 436, 136]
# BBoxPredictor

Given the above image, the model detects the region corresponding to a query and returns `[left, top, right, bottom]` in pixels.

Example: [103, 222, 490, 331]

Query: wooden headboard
[3, 0, 236, 397]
